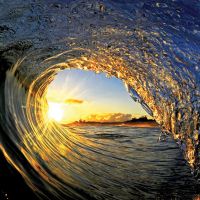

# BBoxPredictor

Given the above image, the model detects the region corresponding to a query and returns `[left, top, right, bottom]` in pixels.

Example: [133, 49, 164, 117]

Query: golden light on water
[47, 102, 64, 122]
[2, 47, 199, 200]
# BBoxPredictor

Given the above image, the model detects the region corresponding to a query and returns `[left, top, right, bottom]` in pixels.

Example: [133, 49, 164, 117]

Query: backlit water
[65, 125, 199, 200]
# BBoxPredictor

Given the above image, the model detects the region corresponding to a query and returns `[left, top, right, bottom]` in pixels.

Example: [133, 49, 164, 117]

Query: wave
[0, 0, 200, 199]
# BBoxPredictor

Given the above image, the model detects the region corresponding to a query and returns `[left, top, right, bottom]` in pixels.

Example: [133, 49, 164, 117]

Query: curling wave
[0, 0, 200, 199]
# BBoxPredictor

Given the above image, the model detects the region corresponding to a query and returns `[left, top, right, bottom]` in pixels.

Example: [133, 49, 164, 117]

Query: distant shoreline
[63, 117, 159, 128]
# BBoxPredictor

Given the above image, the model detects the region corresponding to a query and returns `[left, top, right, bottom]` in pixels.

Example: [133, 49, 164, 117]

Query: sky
[46, 69, 148, 123]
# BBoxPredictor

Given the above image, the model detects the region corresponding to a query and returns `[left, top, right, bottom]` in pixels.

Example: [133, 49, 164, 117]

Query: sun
[47, 102, 64, 122]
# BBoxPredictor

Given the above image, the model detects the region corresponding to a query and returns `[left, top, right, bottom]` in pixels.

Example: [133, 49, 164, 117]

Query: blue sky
[46, 69, 148, 122]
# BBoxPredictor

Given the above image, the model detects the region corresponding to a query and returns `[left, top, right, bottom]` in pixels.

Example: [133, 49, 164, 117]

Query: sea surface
[73, 126, 199, 200]
[0, 126, 200, 200]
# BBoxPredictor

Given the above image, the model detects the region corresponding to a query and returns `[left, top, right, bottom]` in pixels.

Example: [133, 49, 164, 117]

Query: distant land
[64, 116, 159, 128]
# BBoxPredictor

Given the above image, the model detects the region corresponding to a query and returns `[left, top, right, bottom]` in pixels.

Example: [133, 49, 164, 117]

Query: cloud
[84, 113, 132, 122]
[65, 99, 84, 104]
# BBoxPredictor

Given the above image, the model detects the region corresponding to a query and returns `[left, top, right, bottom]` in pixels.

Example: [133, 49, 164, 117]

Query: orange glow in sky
[47, 102, 64, 122]
[46, 69, 149, 123]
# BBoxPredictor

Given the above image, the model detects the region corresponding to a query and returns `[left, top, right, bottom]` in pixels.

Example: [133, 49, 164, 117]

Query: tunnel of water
[0, 0, 200, 199]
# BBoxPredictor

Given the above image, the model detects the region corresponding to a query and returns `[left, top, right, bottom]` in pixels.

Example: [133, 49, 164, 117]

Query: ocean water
[0, 0, 199, 199]
[68, 125, 199, 200]
[1, 71, 199, 200]
[0, 124, 199, 200]
[1, 1, 199, 198]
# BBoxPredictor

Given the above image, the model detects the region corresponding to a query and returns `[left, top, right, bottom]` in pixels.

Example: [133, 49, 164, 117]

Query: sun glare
[45, 69, 150, 124]
[48, 102, 64, 122]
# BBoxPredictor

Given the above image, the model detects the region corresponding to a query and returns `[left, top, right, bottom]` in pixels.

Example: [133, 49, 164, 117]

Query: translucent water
[0, 0, 200, 199]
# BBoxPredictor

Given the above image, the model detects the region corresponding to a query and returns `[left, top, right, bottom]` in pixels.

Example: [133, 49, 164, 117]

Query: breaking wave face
[0, 0, 200, 199]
